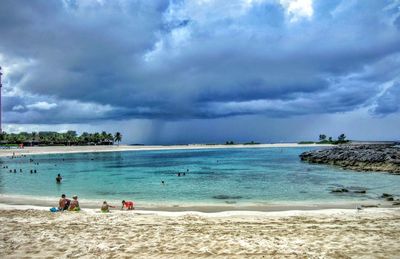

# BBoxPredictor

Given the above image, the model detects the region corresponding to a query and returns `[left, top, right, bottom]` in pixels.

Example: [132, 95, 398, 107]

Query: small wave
[96, 191, 140, 196]
[213, 195, 243, 200]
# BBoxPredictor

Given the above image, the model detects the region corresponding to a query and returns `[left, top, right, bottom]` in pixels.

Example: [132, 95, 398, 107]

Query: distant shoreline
[0, 143, 332, 157]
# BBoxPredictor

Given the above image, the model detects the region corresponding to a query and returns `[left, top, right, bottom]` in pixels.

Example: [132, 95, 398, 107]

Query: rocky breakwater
[299, 144, 400, 174]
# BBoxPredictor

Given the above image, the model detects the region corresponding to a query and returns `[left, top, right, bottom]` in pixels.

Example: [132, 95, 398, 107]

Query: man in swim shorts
[121, 200, 134, 210]
[58, 194, 70, 211]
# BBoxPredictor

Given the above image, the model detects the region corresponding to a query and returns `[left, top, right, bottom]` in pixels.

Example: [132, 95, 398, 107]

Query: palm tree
[93, 132, 101, 145]
[338, 134, 347, 143]
[106, 133, 114, 145]
[30, 132, 36, 146]
[114, 132, 122, 146]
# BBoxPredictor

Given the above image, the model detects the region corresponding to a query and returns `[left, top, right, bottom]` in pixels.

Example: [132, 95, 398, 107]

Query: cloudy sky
[0, 0, 399, 144]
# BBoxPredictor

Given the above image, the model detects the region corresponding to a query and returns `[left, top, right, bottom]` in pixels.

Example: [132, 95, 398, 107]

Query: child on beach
[101, 201, 115, 213]
[121, 200, 135, 210]
[68, 195, 80, 211]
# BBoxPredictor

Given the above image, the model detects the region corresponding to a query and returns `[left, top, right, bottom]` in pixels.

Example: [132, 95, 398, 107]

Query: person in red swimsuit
[121, 200, 135, 210]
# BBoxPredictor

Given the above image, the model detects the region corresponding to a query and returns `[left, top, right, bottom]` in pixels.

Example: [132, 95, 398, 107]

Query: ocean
[1, 147, 399, 208]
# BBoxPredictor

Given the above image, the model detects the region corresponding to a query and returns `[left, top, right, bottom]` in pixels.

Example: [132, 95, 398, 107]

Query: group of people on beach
[58, 194, 80, 211]
[101, 200, 135, 212]
[57, 194, 134, 213]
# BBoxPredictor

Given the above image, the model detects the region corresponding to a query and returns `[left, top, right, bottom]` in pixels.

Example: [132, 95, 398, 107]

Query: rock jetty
[299, 144, 400, 174]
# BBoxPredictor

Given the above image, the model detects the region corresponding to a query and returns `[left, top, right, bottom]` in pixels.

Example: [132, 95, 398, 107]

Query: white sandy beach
[0, 204, 399, 258]
[0, 143, 331, 157]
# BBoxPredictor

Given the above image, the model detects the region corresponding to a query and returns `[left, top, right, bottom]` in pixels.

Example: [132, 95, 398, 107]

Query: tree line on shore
[299, 133, 349, 145]
[0, 131, 122, 146]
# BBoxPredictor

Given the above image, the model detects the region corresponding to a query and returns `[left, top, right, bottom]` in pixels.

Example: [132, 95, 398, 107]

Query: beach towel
[50, 207, 59, 213]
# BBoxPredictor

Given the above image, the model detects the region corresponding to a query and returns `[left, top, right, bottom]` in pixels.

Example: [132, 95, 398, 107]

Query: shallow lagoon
[1, 147, 399, 207]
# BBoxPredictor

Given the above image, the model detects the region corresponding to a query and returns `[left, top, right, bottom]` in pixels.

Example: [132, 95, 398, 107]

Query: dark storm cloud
[372, 82, 400, 115]
[1, 0, 400, 124]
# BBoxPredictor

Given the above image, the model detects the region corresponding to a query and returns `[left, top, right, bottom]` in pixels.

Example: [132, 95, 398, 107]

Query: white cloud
[12, 105, 25, 111]
[280, 0, 313, 23]
[26, 101, 57, 110]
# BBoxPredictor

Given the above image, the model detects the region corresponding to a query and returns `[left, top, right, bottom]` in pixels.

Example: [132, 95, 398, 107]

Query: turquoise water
[1, 147, 400, 207]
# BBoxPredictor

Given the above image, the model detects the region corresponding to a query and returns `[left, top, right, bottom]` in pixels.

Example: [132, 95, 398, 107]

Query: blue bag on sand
[50, 207, 59, 212]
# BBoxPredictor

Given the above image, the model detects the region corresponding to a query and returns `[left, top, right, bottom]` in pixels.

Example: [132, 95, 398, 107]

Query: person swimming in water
[101, 201, 115, 213]
[56, 174, 62, 183]
[121, 200, 135, 210]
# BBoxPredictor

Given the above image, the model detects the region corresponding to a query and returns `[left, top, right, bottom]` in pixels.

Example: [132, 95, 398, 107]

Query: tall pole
[0, 66, 2, 134]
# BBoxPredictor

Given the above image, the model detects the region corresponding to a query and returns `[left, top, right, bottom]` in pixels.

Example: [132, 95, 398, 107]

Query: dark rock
[381, 193, 393, 198]
[353, 190, 366, 194]
[386, 197, 394, 201]
[299, 144, 400, 174]
[331, 188, 349, 193]
[393, 202, 400, 206]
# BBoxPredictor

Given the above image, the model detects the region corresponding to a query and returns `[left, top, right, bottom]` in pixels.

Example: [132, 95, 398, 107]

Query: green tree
[319, 134, 327, 141]
[65, 131, 77, 145]
[93, 132, 101, 144]
[0, 131, 6, 142]
[338, 133, 347, 143]
[114, 132, 122, 146]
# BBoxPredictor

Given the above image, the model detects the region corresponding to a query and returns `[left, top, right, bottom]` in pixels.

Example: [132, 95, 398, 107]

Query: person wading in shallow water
[56, 174, 62, 183]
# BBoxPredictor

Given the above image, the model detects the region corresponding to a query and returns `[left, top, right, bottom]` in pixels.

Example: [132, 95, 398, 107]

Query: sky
[0, 0, 399, 144]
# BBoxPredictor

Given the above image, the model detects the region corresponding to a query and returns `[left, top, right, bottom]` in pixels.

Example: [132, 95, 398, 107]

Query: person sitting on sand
[56, 174, 62, 183]
[121, 200, 134, 210]
[58, 194, 70, 211]
[68, 195, 80, 211]
[101, 201, 115, 213]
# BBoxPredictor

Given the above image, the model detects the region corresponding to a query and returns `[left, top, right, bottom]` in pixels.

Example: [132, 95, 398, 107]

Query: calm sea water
[1, 147, 399, 207]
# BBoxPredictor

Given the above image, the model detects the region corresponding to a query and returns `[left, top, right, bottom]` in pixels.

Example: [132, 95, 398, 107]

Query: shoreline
[0, 202, 394, 213]
[0, 193, 394, 212]
[0, 202, 399, 216]
[0, 143, 331, 157]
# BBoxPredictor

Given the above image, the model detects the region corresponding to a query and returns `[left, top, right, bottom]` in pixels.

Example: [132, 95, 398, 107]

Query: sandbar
[0, 143, 331, 157]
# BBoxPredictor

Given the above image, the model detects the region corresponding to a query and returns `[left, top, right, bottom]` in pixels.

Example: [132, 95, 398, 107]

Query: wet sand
[0, 143, 331, 157]
[0, 205, 399, 258]
[0, 194, 393, 212]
